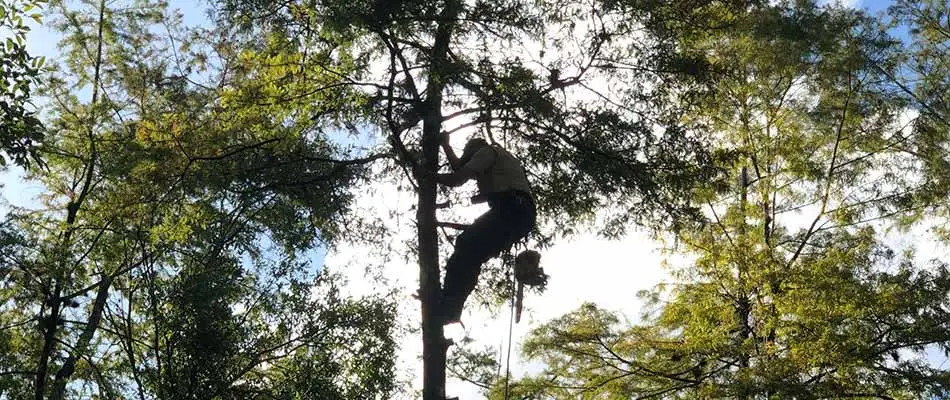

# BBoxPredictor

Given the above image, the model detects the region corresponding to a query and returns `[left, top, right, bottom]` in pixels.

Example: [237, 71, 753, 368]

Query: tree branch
[787, 72, 853, 269]
[50, 274, 112, 400]
[436, 221, 470, 230]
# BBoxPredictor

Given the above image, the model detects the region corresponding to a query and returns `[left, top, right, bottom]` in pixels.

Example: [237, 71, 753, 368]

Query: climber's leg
[441, 208, 509, 323]
[440, 191, 535, 323]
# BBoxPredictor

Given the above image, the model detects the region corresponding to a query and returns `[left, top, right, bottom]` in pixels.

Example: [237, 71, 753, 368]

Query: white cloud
[818, 0, 862, 8]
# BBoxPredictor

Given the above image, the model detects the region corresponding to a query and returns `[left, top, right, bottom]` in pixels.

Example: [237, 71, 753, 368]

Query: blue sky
[5, 0, 950, 396]
[1, 0, 213, 210]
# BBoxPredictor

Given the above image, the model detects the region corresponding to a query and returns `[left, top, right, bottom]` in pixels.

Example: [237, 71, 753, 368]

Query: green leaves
[501, 1, 950, 399]
[0, 0, 399, 398]
[0, 0, 47, 168]
[6, 0, 938, 398]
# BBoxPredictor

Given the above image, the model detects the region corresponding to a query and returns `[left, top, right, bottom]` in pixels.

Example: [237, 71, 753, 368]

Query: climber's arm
[424, 145, 492, 187]
[441, 135, 463, 171]
[437, 145, 495, 187]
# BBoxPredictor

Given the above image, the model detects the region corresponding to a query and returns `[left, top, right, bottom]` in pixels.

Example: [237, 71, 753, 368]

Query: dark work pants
[441, 191, 536, 322]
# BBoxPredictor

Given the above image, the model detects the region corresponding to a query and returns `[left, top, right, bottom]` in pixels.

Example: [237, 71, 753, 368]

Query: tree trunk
[34, 2, 106, 398]
[34, 284, 62, 400]
[736, 166, 750, 400]
[50, 276, 112, 400]
[418, 136, 446, 400]
[419, 1, 460, 399]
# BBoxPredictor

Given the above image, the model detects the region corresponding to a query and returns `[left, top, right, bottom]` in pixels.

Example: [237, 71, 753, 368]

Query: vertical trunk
[146, 261, 165, 400]
[50, 276, 112, 400]
[34, 1, 106, 398]
[736, 166, 751, 400]
[419, 2, 460, 399]
[124, 276, 149, 400]
[418, 131, 445, 400]
[35, 287, 62, 400]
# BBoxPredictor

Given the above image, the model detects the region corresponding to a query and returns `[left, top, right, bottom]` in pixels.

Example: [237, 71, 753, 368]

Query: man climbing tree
[214, 0, 728, 397]
[425, 136, 537, 325]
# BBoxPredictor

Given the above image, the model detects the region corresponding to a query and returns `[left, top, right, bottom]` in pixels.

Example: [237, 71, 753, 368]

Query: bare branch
[787, 71, 853, 269]
[437, 222, 470, 230]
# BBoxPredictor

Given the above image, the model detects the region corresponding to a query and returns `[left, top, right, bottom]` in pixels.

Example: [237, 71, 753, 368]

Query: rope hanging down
[504, 269, 515, 400]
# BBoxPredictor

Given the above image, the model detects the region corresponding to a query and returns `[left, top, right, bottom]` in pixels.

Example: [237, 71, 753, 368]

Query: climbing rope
[501, 241, 523, 400]
[503, 267, 516, 400]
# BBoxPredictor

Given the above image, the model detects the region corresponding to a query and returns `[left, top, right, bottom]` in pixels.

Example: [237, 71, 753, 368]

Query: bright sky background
[4, 0, 948, 398]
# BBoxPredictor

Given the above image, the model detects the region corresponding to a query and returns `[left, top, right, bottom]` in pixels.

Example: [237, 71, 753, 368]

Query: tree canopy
[2, 0, 950, 399]
[492, 1, 950, 399]
[1, 0, 396, 398]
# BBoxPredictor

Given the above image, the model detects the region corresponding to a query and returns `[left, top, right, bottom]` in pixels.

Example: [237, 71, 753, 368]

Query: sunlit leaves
[0, 0, 46, 168]
[1, 0, 399, 398]
[499, 2, 950, 399]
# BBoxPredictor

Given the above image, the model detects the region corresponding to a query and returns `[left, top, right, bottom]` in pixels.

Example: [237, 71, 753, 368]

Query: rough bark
[419, 1, 461, 399]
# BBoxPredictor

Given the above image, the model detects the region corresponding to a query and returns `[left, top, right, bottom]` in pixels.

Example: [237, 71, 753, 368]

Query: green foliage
[6, 0, 950, 399]
[216, 0, 734, 238]
[0, 0, 46, 168]
[0, 0, 398, 398]
[494, 1, 950, 399]
[888, 0, 950, 223]
[208, 2, 768, 398]
[211, 1, 756, 333]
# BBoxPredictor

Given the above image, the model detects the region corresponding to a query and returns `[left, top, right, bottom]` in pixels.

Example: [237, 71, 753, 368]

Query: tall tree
[0, 0, 398, 398]
[499, 1, 950, 398]
[216, 0, 741, 397]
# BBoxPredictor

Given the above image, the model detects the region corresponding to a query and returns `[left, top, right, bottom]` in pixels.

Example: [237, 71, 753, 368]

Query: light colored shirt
[462, 144, 532, 196]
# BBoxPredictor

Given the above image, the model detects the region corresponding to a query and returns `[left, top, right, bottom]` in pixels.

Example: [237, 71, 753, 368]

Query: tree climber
[426, 135, 537, 325]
